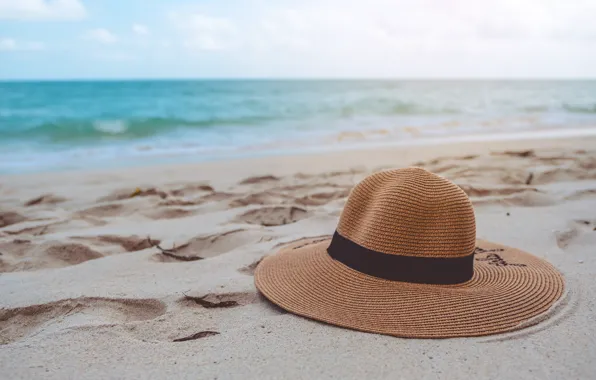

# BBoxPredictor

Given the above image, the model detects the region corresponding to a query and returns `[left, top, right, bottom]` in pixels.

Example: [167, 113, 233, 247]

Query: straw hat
[255, 167, 564, 338]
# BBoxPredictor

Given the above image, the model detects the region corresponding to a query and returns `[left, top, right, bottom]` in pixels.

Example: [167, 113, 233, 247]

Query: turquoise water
[1, 80, 596, 173]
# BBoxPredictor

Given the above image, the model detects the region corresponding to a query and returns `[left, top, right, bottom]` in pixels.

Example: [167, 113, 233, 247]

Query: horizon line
[1, 77, 596, 82]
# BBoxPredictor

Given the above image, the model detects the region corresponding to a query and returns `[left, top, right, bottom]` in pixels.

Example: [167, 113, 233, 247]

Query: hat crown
[337, 167, 476, 258]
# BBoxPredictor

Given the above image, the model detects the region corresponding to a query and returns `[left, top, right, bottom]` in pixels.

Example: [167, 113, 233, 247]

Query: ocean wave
[93, 120, 129, 134]
[563, 104, 596, 114]
[1, 101, 462, 144]
[0, 116, 273, 143]
[338, 100, 460, 117]
[2, 80, 596, 146]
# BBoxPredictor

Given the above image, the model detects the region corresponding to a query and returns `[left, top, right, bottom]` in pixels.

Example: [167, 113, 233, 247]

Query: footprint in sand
[151, 229, 263, 262]
[492, 149, 536, 158]
[0, 241, 104, 272]
[178, 291, 287, 316]
[132, 291, 282, 343]
[578, 155, 596, 170]
[97, 187, 168, 202]
[159, 199, 202, 207]
[159, 192, 236, 210]
[198, 192, 237, 203]
[169, 183, 214, 196]
[3, 220, 67, 237]
[555, 219, 596, 250]
[179, 292, 259, 309]
[24, 194, 66, 207]
[0, 211, 27, 228]
[471, 190, 557, 207]
[238, 257, 266, 275]
[77, 203, 127, 218]
[294, 189, 351, 206]
[238, 175, 281, 185]
[6, 215, 111, 238]
[72, 235, 160, 254]
[531, 167, 596, 185]
[272, 235, 333, 251]
[45, 243, 103, 266]
[456, 184, 558, 207]
[413, 149, 596, 186]
[229, 186, 351, 209]
[413, 155, 532, 185]
[0, 297, 166, 345]
[99, 184, 226, 204]
[143, 207, 197, 220]
[450, 165, 531, 186]
[110, 291, 267, 344]
[80, 200, 197, 221]
[235, 206, 310, 227]
[0, 239, 31, 272]
[228, 191, 290, 208]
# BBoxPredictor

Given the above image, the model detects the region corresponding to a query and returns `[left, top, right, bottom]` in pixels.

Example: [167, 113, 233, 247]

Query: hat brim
[255, 237, 564, 338]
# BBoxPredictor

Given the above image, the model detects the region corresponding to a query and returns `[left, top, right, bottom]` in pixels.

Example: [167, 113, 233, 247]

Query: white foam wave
[93, 120, 129, 134]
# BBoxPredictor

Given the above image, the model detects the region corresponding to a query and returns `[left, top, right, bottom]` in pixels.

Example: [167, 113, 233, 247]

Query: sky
[1, 0, 595, 79]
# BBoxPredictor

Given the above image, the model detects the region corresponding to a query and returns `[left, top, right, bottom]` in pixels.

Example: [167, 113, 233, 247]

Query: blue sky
[1, 0, 595, 79]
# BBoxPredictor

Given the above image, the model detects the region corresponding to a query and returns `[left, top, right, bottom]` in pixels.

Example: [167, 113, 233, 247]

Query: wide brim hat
[255, 168, 564, 338]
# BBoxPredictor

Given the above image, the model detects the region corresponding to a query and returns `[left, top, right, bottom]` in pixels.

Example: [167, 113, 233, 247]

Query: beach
[1, 134, 595, 379]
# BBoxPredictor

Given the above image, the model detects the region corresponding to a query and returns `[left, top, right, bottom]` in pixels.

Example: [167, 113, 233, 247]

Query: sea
[1, 80, 596, 174]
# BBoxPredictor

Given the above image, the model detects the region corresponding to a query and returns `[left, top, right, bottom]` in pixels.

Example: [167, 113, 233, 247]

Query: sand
[1, 134, 596, 379]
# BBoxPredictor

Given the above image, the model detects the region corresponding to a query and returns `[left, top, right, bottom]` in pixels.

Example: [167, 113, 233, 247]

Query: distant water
[1, 80, 596, 174]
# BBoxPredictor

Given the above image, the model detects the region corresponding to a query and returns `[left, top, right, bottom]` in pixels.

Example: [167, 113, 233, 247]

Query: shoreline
[0, 127, 596, 183]
[3, 126, 596, 177]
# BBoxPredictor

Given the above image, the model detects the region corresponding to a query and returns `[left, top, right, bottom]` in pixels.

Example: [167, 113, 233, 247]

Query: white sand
[1, 135, 596, 379]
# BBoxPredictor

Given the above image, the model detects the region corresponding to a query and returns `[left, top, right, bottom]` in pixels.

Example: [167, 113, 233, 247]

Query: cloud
[170, 0, 596, 53]
[170, 12, 236, 51]
[251, 0, 596, 51]
[0, 37, 45, 51]
[160, 0, 596, 77]
[84, 28, 118, 44]
[132, 24, 149, 36]
[0, 0, 86, 21]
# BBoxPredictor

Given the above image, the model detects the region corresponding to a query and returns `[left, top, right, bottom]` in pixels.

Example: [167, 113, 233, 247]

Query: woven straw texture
[337, 167, 476, 258]
[255, 168, 564, 338]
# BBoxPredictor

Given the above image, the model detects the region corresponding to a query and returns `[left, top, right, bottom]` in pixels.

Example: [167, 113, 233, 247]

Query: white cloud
[170, 12, 236, 51]
[0, 0, 86, 21]
[166, 0, 596, 77]
[0, 37, 45, 51]
[132, 24, 149, 36]
[247, 0, 596, 51]
[85, 28, 118, 45]
[172, 1, 596, 50]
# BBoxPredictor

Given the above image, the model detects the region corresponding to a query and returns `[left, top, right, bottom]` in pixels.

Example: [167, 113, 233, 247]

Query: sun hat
[254, 167, 564, 338]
